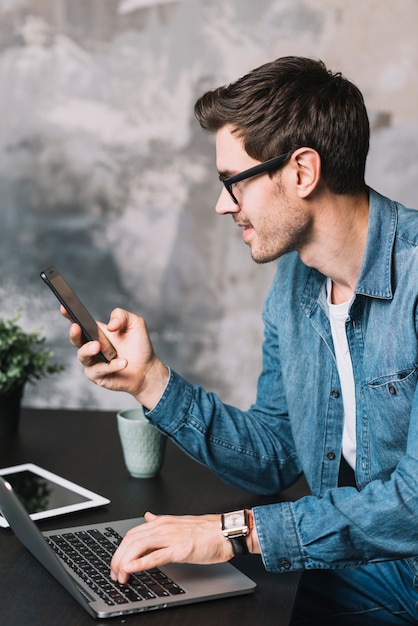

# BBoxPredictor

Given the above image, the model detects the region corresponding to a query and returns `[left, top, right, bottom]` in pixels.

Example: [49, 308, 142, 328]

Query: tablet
[0, 463, 110, 528]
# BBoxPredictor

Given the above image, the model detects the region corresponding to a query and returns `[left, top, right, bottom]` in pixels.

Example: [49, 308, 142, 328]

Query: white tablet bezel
[0, 463, 110, 528]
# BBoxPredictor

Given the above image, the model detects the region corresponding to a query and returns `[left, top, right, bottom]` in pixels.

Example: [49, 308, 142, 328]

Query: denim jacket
[146, 188, 418, 575]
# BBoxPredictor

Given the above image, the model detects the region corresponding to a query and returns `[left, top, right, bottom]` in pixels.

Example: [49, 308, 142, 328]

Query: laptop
[0, 476, 256, 619]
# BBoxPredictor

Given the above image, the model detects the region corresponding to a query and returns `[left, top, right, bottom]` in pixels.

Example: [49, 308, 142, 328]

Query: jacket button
[388, 385, 397, 395]
[281, 559, 291, 569]
[327, 451, 336, 460]
[331, 389, 340, 398]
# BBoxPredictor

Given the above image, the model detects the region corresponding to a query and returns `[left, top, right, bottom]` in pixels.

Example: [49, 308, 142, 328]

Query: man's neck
[299, 190, 370, 304]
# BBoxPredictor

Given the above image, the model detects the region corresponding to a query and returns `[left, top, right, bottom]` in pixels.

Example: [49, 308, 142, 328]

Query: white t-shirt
[326, 278, 356, 470]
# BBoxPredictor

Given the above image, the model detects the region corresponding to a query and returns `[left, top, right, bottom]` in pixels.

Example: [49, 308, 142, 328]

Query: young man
[68, 57, 418, 623]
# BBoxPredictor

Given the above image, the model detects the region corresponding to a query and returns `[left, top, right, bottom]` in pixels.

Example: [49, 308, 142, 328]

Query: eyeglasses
[219, 152, 291, 204]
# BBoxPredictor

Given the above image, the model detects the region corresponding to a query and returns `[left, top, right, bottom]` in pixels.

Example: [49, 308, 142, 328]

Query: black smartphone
[40, 265, 117, 363]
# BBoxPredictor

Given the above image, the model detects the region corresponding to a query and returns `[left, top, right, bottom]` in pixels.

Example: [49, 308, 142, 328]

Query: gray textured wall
[1, 0, 417, 412]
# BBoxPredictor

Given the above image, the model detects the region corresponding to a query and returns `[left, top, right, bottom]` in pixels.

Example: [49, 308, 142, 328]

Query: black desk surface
[0, 408, 300, 626]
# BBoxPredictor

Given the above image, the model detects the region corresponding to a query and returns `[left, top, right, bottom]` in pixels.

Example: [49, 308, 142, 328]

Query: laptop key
[119, 586, 144, 602]
[164, 583, 186, 595]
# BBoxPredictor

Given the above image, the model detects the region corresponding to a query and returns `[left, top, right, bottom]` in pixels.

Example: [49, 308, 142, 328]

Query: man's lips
[236, 222, 254, 242]
[234, 218, 253, 229]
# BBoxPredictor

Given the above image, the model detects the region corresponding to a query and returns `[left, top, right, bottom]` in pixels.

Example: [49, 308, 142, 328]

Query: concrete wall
[1, 0, 417, 412]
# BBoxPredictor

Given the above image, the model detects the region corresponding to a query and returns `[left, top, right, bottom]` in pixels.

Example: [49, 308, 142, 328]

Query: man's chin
[250, 248, 279, 265]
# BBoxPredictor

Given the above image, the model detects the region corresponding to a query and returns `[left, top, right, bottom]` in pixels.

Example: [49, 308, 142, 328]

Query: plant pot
[0, 386, 24, 435]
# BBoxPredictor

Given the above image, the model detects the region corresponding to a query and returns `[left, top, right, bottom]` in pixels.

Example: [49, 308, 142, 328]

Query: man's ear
[291, 148, 321, 198]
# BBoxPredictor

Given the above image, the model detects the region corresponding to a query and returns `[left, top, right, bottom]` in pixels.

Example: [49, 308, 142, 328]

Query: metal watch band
[229, 535, 249, 557]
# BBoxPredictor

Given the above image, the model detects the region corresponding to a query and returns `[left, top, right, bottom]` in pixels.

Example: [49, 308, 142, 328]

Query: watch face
[224, 511, 246, 530]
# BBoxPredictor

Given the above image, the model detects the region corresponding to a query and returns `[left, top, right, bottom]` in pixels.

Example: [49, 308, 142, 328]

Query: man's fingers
[107, 307, 129, 332]
[60, 304, 70, 320]
[69, 322, 85, 347]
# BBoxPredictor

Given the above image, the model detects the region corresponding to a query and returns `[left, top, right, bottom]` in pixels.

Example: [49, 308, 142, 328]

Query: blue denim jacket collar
[301, 189, 396, 324]
[355, 188, 396, 300]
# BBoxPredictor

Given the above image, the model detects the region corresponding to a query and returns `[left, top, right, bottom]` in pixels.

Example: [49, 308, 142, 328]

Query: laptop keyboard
[45, 527, 185, 606]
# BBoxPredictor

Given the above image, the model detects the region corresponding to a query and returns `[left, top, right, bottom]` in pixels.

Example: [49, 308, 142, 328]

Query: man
[67, 57, 418, 623]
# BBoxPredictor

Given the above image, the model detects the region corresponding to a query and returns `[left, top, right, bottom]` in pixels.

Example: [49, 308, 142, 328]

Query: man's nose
[215, 187, 239, 215]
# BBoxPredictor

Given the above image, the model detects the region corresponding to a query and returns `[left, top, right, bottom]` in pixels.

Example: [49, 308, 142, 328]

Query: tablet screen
[0, 464, 110, 528]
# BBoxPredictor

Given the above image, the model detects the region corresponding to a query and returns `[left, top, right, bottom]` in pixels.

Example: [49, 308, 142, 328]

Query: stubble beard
[238, 178, 313, 264]
[247, 212, 313, 265]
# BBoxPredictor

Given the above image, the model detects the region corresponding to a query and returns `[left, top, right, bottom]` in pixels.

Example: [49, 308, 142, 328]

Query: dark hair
[194, 56, 369, 194]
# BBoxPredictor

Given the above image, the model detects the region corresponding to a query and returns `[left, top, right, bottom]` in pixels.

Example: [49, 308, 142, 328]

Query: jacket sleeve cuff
[253, 501, 304, 572]
[143, 369, 194, 434]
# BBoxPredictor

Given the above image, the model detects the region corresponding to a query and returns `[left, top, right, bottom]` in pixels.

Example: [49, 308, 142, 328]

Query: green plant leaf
[0, 309, 64, 395]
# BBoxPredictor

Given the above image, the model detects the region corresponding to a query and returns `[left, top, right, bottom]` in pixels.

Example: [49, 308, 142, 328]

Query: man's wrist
[247, 509, 260, 554]
[135, 362, 170, 410]
[245, 509, 254, 553]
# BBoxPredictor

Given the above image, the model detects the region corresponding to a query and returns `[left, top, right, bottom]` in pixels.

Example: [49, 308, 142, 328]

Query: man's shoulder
[371, 188, 418, 247]
[395, 202, 418, 248]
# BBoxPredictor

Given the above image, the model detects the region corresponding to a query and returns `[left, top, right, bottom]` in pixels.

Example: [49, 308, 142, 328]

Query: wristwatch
[221, 509, 250, 556]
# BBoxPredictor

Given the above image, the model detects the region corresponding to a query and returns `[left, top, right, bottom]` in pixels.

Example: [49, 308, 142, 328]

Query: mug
[116, 408, 166, 478]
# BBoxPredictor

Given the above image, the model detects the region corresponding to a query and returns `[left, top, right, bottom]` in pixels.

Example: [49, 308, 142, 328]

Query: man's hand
[110, 512, 234, 584]
[63, 306, 169, 408]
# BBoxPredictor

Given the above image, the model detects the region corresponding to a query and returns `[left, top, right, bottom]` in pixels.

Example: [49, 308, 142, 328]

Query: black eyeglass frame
[219, 152, 292, 204]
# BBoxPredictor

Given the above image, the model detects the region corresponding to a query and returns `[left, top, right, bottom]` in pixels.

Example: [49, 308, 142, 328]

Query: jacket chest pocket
[365, 367, 417, 453]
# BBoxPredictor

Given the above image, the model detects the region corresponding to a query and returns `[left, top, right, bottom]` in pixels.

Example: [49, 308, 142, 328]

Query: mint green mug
[117, 408, 166, 478]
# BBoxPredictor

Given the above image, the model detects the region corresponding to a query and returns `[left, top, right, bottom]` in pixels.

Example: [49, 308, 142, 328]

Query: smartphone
[40, 265, 117, 363]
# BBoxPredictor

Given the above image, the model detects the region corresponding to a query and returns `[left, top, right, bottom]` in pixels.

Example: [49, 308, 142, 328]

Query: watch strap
[229, 535, 250, 556]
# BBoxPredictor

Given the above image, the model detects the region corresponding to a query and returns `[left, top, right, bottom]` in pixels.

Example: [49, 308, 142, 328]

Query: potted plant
[0, 310, 64, 435]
